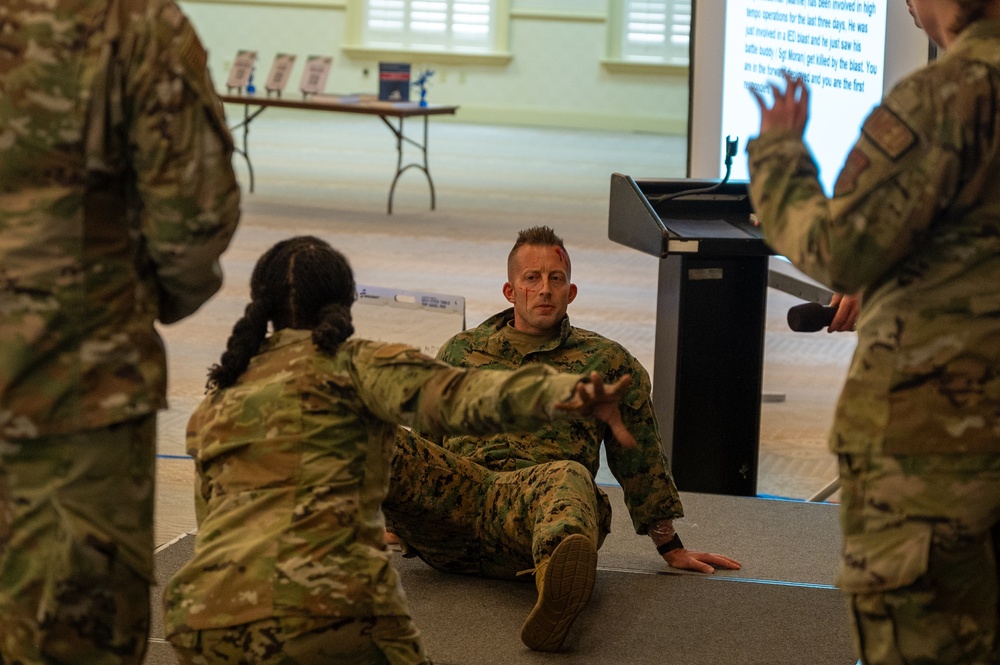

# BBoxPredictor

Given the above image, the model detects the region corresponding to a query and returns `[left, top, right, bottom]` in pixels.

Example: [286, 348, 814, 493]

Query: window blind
[365, 0, 494, 52]
[621, 0, 691, 65]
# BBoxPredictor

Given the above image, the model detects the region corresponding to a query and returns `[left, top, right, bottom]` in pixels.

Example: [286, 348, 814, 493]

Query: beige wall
[179, 0, 689, 134]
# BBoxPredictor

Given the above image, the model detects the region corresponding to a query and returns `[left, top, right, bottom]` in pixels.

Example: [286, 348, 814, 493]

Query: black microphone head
[787, 302, 838, 333]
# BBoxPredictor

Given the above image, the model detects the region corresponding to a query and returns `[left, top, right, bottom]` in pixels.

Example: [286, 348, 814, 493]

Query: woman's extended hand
[556, 372, 638, 448]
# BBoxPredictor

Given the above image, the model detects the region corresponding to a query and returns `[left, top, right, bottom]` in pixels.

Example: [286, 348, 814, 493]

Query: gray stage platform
[145, 488, 853, 664]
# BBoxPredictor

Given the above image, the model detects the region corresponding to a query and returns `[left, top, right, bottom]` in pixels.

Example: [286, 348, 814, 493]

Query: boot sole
[520, 533, 598, 652]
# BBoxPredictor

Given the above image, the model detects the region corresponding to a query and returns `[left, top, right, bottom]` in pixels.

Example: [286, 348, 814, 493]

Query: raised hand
[750, 71, 811, 138]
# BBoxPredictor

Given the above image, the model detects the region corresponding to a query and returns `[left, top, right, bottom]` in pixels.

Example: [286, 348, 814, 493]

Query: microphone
[786, 302, 838, 332]
[647, 136, 739, 204]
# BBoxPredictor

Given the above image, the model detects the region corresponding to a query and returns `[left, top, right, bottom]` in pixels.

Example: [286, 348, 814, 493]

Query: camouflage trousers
[383, 431, 610, 580]
[0, 416, 156, 665]
[838, 451, 1000, 665]
[168, 615, 431, 665]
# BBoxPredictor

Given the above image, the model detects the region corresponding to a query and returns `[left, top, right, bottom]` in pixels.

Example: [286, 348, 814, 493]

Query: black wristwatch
[656, 534, 684, 556]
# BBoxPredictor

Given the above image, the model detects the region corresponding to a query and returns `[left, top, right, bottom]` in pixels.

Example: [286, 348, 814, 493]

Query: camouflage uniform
[748, 20, 1000, 665]
[163, 330, 586, 665]
[384, 309, 682, 578]
[0, 0, 240, 661]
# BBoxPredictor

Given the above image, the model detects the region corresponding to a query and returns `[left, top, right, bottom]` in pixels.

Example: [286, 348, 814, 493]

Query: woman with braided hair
[162, 236, 636, 665]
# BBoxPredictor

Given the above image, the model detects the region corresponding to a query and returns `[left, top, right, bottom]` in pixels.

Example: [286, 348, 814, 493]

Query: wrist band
[656, 534, 684, 556]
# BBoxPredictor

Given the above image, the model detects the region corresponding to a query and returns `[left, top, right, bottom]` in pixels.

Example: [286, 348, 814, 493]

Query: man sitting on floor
[383, 225, 740, 652]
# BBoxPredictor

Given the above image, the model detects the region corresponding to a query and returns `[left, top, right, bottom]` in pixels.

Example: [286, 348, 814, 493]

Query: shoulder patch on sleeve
[862, 106, 917, 160]
[833, 147, 871, 197]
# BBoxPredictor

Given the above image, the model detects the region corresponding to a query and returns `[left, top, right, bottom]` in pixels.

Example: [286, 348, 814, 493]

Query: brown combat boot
[520, 533, 598, 652]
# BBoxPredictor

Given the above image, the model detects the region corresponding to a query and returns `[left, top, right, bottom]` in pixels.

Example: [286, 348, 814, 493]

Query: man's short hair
[507, 226, 571, 280]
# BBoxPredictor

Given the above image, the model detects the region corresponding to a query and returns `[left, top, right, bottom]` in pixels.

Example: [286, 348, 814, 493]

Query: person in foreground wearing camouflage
[384, 226, 741, 652]
[748, 1, 1000, 662]
[162, 236, 639, 665]
[0, 0, 240, 662]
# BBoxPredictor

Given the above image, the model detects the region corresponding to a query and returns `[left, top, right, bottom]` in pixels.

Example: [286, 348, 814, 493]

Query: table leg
[228, 104, 266, 194]
[381, 115, 436, 215]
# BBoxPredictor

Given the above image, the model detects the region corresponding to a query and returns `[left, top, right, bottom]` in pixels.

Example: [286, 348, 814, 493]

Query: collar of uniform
[263, 328, 313, 351]
[950, 18, 1000, 51]
[477, 308, 573, 354]
[500, 320, 560, 355]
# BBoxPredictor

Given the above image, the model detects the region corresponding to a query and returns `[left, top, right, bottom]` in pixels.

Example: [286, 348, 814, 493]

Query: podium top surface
[608, 173, 773, 259]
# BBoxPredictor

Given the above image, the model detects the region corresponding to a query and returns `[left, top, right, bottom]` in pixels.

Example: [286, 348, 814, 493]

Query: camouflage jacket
[164, 330, 584, 634]
[0, 0, 240, 439]
[748, 20, 1000, 455]
[431, 309, 683, 534]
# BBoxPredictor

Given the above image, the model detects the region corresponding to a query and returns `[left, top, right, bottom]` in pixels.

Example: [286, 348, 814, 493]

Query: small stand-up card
[226, 50, 257, 93]
[299, 55, 333, 97]
[265, 53, 296, 97]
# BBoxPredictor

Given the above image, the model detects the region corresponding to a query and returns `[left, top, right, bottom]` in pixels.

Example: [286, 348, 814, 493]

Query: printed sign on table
[226, 50, 256, 89]
[299, 55, 333, 95]
[265, 53, 297, 94]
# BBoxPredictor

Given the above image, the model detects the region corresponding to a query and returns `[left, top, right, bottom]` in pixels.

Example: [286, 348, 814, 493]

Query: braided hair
[207, 236, 356, 390]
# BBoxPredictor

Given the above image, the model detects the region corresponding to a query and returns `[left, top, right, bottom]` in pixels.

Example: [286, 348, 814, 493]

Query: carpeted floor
[146, 487, 852, 665]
